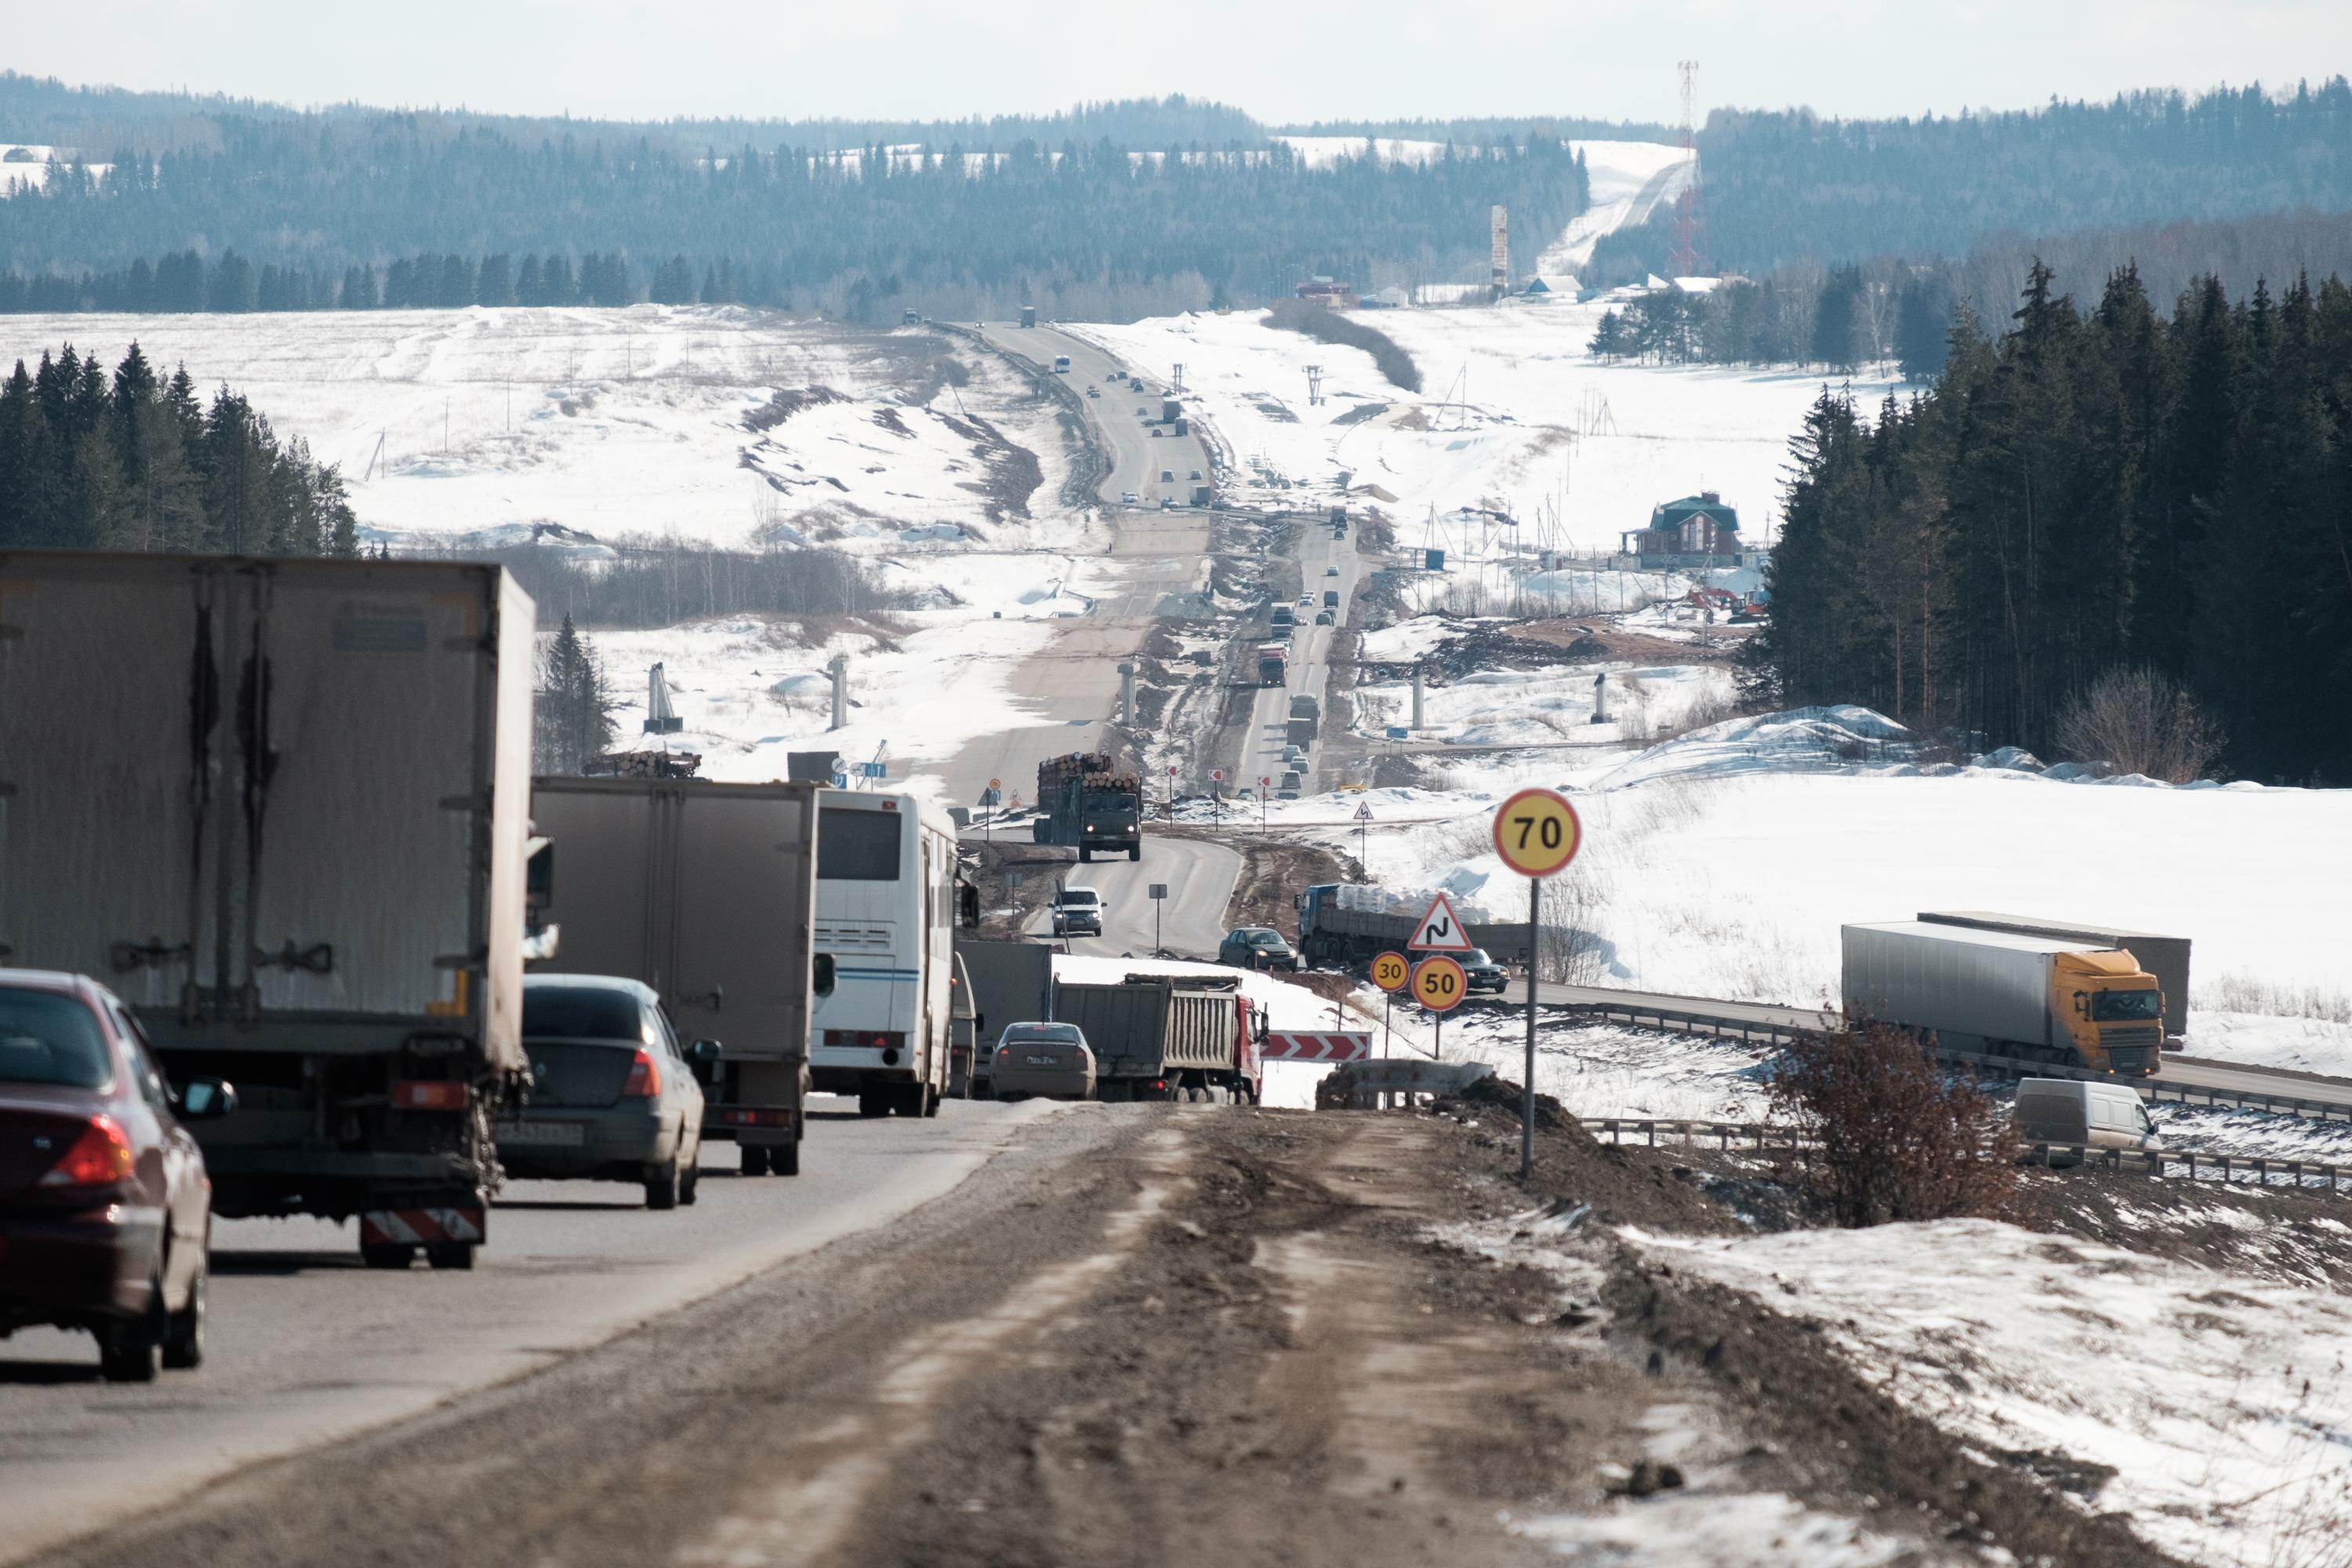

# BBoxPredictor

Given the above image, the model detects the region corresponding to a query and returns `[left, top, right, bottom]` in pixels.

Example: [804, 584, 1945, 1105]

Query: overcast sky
[11, 2, 2346, 128]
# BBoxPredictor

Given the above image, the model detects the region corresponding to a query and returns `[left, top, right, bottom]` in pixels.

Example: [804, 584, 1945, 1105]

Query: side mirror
[685, 1039, 722, 1083]
[2072, 991, 2089, 1016]
[812, 954, 837, 997]
[178, 1076, 238, 1120]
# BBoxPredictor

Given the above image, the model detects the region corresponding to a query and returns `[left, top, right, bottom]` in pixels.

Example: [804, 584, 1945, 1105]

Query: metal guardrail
[1589, 1117, 2352, 1196]
[1530, 997, 2352, 1124]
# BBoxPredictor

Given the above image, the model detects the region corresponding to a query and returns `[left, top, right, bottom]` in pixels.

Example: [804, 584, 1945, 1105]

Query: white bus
[810, 789, 959, 1117]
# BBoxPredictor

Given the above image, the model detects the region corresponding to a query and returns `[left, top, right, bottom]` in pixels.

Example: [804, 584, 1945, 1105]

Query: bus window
[818, 810, 902, 880]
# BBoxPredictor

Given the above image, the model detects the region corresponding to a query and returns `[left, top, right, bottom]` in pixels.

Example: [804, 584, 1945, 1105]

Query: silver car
[989, 1022, 1095, 1101]
[503, 976, 717, 1209]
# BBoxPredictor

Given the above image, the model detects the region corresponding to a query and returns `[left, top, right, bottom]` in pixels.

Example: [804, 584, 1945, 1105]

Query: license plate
[500, 1120, 585, 1146]
[1025, 1054, 1058, 1066]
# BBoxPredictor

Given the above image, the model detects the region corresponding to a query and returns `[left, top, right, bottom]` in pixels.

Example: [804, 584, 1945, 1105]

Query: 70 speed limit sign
[1493, 787, 1582, 877]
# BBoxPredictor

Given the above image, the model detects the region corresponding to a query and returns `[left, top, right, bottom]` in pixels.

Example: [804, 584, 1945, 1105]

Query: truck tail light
[38, 1115, 135, 1188]
[722, 1107, 793, 1127]
[390, 1080, 470, 1111]
[622, 1050, 662, 1099]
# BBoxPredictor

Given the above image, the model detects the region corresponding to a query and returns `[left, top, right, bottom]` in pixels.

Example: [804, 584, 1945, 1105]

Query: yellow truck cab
[2051, 949, 2166, 1073]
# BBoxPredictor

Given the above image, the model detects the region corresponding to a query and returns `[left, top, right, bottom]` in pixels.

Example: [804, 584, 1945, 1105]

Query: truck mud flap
[360, 1205, 485, 1248]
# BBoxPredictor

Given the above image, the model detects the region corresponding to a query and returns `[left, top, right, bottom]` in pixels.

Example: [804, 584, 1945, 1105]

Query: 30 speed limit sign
[1493, 787, 1582, 877]
[1410, 955, 1468, 1012]
[1370, 951, 1410, 993]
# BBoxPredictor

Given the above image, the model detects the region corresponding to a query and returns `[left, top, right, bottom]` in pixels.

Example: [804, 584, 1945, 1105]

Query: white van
[2015, 1077, 2162, 1165]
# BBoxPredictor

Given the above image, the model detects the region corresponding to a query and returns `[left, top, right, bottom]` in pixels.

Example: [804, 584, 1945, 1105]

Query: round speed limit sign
[1492, 787, 1582, 878]
[1370, 950, 1410, 993]
[1410, 955, 1468, 1013]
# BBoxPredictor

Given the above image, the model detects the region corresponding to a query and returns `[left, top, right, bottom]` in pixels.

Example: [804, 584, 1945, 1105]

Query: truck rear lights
[722, 1108, 793, 1127]
[390, 1080, 470, 1111]
[38, 1115, 134, 1188]
[823, 1030, 906, 1050]
[621, 1049, 662, 1099]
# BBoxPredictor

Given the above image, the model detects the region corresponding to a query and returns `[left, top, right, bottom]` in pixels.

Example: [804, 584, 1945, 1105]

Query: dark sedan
[1411, 947, 1510, 993]
[0, 969, 234, 1381]
[502, 976, 716, 1210]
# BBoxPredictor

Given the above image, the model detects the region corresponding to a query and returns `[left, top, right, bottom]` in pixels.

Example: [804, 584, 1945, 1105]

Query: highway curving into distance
[1018, 834, 1244, 960]
[975, 321, 1211, 508]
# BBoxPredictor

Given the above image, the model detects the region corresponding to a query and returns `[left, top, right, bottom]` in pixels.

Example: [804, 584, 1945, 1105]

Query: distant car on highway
[1314, 609, 1334, 625]
[1296, 593, 1315, 607]
[989, 1022, 1097, 1102]
[1410, 948, 1508, 993]
[1121, 491, 1139, 505]
[1324, 565, 1340, 575]
[0, 969, 235, 1381]
[504, 976, 717, 1212]
[1218, 927, 1301, 973]
[1087, 386, 1099, 398]
[1051, 886, 1104, 938]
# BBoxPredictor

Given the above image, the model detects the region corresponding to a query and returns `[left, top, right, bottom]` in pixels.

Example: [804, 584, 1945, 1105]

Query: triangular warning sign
[1408, 891, 1473, 951]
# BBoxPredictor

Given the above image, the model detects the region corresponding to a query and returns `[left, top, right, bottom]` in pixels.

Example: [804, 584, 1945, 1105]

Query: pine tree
[534, 614, 615, 773]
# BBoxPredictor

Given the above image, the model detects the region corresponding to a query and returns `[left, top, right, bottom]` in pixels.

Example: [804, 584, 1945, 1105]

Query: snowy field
[0, 307, 1078, 554]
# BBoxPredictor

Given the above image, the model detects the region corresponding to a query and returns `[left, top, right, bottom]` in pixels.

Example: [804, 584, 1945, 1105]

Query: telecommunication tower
[1670, 61, 1709, 278]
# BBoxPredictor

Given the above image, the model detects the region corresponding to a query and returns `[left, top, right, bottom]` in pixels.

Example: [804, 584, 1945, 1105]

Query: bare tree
[2053, 666, 2227, 782]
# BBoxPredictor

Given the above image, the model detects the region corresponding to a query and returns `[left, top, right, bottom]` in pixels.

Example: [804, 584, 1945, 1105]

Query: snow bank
[1642, 1219, 2352, 1568]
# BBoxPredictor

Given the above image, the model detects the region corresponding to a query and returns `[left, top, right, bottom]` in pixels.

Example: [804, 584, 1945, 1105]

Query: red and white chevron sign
[1263, 1031, 1373, 1063]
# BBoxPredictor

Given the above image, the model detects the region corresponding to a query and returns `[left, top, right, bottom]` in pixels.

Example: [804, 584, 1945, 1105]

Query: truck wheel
[922, 1084, 942, 1118]
[426, 1242, 476, 1271]
[1128, 845, 1142, 862]
[858, 1088, 889, 1118]
[740, 1143, 771, 1177]
[361, 1243, 416, 1270]
[644, 1157, 681, 1210]
[890, 1082, 925, 1117]
[772, 1140, 801, 1176]
[680, 1163, 700, 1206]
[1078, 845, 1091, 862]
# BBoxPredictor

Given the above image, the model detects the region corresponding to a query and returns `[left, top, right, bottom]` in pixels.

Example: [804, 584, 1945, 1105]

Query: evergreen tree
[534, 613, 615, 774]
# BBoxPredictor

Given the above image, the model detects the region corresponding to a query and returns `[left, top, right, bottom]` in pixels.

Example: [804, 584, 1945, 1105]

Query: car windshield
[522, 985, 645, 1040]
[1004, 1023, 1080, 1044]
[1249, 932, 1286, 946]
[0, 987, 113, 1088]
[2092, 989, 2163, 1022]
[1061, 891, 1100, 906]
[1464, 950, 1494, 965]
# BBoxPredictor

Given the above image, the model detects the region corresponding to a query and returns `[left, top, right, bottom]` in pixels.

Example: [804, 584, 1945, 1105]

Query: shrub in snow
[1766, 1019, 2015, 1229]
[2054, 666, 2226, 784]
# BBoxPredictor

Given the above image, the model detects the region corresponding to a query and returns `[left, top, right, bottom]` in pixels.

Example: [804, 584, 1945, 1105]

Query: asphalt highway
[1238, 517, 1363, 793]
[976, 321, 1210, 508]
[0, 1099, 1065, 1565]
[1019, 834, 1244, 960]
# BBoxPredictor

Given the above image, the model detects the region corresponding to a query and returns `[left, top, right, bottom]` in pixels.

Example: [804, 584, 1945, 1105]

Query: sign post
[1370, 950, 1410, 1065]
[985, 779, 1001, 847]
[1210, 768, 1225, 827]
[1410, 954, 1468, 1060]
[1491, 787, 1584, 1181]
[1166, 764, 1177, 816]
[1148, 882, 1168, 955]
[1354, 799, 1374, 869]
[1259, 776, 1272, 833]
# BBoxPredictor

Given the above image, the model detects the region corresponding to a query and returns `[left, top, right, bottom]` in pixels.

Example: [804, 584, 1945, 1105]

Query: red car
[0, 970, 235, 1381]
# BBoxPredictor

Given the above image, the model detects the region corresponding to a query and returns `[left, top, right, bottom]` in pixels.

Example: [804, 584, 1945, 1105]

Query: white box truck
[1842, 920, 2165, 1076]
[0, 553, 536, 1268]
[528, 778, 820, 1174]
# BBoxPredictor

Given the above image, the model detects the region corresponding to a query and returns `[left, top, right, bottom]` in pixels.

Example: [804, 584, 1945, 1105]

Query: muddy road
[21, 1101, 2175, 1568]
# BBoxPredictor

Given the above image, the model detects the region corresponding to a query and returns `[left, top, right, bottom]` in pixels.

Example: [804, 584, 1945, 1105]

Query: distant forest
[1589, 80, 2352, 285]
[0, 341, 358, 555]
[0, 127, 1588, 321]
[1751, 266, 2352, 786]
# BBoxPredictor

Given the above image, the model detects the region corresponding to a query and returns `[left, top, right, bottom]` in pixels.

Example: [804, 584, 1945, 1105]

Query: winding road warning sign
[1407, 891, 1474, 951]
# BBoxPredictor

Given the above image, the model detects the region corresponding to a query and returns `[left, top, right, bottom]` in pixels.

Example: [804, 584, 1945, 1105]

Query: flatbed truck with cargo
[1033, 752, 1144, 862]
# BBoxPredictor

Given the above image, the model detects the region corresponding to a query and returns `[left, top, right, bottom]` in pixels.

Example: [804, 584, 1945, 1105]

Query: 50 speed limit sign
[1410, 955, 1468, 1012]
[1493, 787, 1582, 878]
[1370, 951, 1410, 993]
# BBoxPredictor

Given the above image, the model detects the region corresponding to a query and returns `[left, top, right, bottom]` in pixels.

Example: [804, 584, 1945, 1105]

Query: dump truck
[1256, 643, 1290, 685]
[0, 552, 537, 1268]
[1286, 717, 1317, 747]
[528, 778, 820, 1174]
[1841, 920, 2165, 1076]
[1033, 752, 1143, 862]
[1295, 883, 1526, 970]
[1918, 911, 2190, 1041]
[1051, 973, 1263, 1103]
[1270, 603, 1298, 633]
[1289, 693, 1321, 735]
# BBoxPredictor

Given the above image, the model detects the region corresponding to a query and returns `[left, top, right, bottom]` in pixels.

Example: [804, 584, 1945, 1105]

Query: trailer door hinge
[111, 938, 192, 973]
[253, 940, 335, 975]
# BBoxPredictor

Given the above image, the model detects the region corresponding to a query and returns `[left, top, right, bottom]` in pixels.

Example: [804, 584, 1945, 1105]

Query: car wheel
[100, 1266, 166, 1382]
[645, 1156, 681, 1210]
[1077, 846, 1091, 862]
[425, 1242, 476, 1271]
[772, 1139, 801, 1176]
[740, 1142, 771, 1177]
[162, 1249, 207, 1370]
[361, 1243, 417, 1270]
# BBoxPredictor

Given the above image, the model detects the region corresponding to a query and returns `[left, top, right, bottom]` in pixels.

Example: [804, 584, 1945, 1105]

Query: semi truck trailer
[1033, 752, 1143, 862]
[527, 777, 820, 1174]
[1841, 920, 2166, 1076]
[0, 553, 537, 1268]
[1051, 973, 1263, 1103]
[1917, 911, 2190, 1041]
[1296, 883, 1525, 970]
